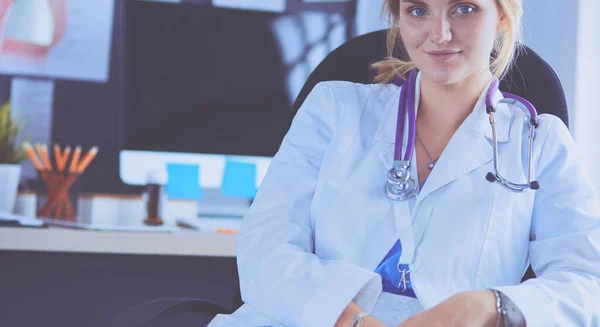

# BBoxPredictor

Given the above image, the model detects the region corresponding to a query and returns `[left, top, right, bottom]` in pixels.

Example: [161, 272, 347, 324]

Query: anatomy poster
[0, 0, 115, 82]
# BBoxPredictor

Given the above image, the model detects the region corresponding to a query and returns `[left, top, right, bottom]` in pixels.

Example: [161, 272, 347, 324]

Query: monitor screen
[123, 1, 294, 158]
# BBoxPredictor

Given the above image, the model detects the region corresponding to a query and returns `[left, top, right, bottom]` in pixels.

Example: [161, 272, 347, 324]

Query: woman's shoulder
[533, 113, 571, 149]
[506, 106, 570, 151]
[315, 80, 399, 96]
[530, 113, 580, 173]
[308, 81, 400, 115]
[301, 81, 400, 134]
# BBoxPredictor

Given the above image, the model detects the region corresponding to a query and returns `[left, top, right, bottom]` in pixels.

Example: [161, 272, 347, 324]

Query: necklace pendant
[428, 161, 435, 170]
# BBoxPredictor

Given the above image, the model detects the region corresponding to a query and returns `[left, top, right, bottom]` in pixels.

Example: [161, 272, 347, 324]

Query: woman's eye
[410, 8, 428, 17]
[455, 5, 476, 14]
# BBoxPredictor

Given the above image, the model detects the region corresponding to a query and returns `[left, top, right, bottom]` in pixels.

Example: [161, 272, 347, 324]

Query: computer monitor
[121, 1, 295, 195]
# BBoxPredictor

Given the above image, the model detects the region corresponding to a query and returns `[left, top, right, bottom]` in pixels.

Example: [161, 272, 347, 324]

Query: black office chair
[107, 29, 568, 327]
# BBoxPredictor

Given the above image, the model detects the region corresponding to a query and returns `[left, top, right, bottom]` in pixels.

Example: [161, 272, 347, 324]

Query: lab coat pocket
[474, 181, 535, 289]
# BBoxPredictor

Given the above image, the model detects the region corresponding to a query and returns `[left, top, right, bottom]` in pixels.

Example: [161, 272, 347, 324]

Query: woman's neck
[417, 69, 493, 132]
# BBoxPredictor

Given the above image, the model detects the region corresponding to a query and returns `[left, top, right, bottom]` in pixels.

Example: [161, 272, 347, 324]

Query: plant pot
[0, 164, 22, 213]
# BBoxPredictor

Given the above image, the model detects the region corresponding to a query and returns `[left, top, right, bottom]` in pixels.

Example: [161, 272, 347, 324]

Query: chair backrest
[293, 29, 569, 128]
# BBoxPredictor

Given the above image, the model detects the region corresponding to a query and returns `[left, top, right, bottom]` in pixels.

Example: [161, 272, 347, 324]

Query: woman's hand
[398, 290, 498, 327]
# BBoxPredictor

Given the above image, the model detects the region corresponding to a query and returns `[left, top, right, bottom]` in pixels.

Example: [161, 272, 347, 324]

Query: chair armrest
[106, 297, 232, 327]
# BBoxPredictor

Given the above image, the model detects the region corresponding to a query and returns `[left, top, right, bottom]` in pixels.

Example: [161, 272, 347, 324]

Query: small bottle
[143, 170, 167, 226]
[14, 181, 37, 217]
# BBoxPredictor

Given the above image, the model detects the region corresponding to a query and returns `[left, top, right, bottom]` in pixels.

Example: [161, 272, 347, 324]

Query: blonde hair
[372, 0, 523, 83]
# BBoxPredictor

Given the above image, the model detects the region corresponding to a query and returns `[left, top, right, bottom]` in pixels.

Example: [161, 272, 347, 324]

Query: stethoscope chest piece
[385, 161, 418, 201]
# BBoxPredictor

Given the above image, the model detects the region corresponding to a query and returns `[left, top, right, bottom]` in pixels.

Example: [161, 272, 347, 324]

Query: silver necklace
[416, 131, 440, 170]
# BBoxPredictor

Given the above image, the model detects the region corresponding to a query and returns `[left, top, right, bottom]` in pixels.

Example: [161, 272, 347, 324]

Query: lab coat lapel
[415, 80, 511, 204]
[414, 120, 493, 203]
[372, 73, 511, 262]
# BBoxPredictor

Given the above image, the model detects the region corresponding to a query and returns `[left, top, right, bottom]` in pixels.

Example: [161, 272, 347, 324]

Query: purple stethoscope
[385, 69, 541, 201]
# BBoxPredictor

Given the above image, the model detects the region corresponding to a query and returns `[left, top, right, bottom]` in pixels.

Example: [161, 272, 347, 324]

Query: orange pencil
[69, 146, 82, 173]
[22, 142, 44, 171]
[36, 144, 53, 171]
[76, 146, 98, 173]
[216, 229, 238, 234]
[53, 144, 62, 171]
[59, 146, 71, 172]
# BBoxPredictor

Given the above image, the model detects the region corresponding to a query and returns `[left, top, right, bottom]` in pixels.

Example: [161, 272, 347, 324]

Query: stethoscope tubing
[387, 70, 541, 201]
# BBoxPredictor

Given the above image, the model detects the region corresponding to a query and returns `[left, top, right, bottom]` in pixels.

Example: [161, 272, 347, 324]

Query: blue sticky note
[222, 160, 257, 198]
[166, 163, 203, 200]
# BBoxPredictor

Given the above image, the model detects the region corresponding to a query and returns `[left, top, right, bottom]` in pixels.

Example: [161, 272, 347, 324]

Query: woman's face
[398, 0, 504, 85]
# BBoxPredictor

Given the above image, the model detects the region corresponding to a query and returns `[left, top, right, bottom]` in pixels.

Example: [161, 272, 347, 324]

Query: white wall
[520, 0, 580, 125]
[573, 0, 600, 190]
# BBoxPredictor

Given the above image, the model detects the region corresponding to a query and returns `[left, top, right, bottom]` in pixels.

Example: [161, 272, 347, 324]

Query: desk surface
[0, 227, 237, 257]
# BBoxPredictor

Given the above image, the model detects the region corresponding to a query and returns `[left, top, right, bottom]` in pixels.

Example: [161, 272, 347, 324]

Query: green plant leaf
[0, 101, 28, 164]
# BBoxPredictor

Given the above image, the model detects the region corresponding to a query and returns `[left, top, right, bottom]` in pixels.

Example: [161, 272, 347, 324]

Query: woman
[209, 0, 600, 326]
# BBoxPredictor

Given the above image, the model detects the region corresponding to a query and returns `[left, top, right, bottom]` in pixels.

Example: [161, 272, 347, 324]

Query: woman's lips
[427, 51, 460, 62]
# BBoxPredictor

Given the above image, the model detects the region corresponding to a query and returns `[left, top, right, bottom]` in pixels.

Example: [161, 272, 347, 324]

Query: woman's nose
[430, 15, 452, 44]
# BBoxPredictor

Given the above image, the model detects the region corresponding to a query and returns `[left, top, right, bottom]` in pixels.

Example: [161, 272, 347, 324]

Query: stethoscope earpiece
[486, 172, 541, 191]
[485, 172, 497, 183]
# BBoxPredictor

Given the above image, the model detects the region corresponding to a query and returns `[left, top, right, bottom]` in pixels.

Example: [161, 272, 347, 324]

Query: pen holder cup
[37, 171, 81, 221]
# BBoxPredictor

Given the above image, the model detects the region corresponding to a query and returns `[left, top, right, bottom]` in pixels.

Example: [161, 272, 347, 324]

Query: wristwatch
[350, 312, 369, 327]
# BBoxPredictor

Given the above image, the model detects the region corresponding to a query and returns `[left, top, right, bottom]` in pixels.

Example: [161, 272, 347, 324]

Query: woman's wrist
[334, 301, 386, 327]
[497, 291, 527, 327]
[335, 301, 369, 327]
[335, 302, 359, 327]
[362, 314, 387, 327]
[489, 289, 527, 327]
[479, 290, 501, 327]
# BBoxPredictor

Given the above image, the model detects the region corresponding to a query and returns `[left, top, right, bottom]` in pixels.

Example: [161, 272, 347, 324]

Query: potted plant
[0, 101, 27, 213]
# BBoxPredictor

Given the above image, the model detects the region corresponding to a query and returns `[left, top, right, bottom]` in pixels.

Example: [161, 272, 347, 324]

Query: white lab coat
[209, 73, 600, 327]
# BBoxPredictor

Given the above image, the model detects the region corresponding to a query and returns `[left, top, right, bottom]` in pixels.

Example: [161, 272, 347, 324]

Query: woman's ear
[497, 12, 507, 32]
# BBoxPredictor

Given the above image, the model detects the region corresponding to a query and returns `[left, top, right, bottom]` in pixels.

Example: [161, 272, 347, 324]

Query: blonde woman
[209, 0, 600, 326]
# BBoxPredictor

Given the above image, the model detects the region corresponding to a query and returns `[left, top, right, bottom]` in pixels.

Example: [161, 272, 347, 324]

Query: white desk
[0, 227, 237, 257]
